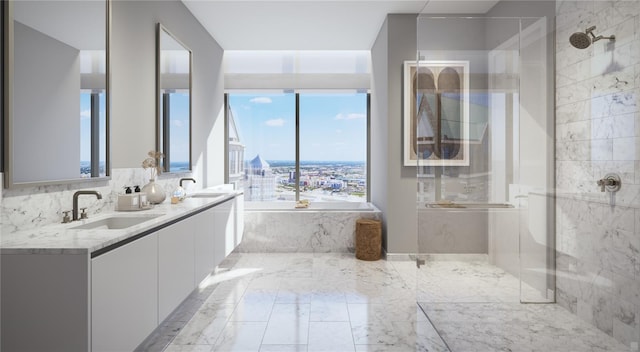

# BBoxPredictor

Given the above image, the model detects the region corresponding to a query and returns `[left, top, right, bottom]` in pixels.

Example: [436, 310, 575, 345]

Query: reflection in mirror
[4, 0, 109, 187]
[157, 24, 191, 173]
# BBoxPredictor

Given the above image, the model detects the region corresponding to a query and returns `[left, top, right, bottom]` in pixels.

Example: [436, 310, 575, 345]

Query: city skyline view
[228, 92, 368, 201]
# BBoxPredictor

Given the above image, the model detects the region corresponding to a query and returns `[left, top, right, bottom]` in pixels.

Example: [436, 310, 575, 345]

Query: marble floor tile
[147, 253, 632, 352]
[310, 301, 350, 322]
[262, 304, 311, 344]
[420, 303, 632, 352]
[212, 322, 267, 352]
[259, 345, 307, 352]
[308, 322, 355, 352]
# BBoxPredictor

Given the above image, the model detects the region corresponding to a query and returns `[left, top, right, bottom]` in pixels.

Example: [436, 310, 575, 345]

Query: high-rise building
[245, 154, 276, 201]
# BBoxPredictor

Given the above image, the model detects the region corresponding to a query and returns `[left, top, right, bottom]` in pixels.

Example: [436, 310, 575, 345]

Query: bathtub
[237, 201, 381, 253]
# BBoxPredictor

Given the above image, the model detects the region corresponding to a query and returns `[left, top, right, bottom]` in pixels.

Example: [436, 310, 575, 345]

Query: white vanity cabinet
[158, 218, 196, 322]
[91, 233, 159, 352]
[234, 194, 245, 247]
[214, 198, 235, 262]
[193, 207, 216, 285]
[1, 193, 246, 352]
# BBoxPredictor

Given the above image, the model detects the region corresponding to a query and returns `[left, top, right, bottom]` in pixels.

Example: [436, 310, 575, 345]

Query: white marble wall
[0, 169, 194, 234]
[556, 0, 640, 347]
[237, 209, 381, 253]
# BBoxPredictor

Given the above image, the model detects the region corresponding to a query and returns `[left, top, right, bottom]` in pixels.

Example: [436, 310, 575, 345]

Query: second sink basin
[71, 214, 164, 230]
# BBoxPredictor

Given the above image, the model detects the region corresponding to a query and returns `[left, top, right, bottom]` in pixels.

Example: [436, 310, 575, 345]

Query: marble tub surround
[0, 193, 234, 254]
[0, 168, 194, 234]
[237, 203, 381, 253]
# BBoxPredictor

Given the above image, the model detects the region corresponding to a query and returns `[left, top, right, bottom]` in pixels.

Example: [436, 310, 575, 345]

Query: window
[80, 91, 106, 177]
[226, 91, 368, 202]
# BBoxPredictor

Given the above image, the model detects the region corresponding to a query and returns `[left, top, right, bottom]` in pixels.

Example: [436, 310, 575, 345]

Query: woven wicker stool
[355, 219, 382, 261]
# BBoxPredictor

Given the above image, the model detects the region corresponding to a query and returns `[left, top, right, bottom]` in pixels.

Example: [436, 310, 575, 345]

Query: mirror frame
[156, 23, 192, 174]
[3, 0, 111, 189]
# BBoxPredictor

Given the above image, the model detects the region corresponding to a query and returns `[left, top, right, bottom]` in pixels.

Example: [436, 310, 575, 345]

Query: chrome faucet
[72, 190, 103, 221]
[179, 177, 196, 187]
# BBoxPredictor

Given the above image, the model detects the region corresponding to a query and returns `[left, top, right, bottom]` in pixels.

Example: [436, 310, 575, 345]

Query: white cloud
[80, 109, 91, 120]
[335, 113, 365, 120]
[172, 119, 184, 128]
[250, 97, 272, 104]
[265, 118, 285, 127]
[336, 129, 343, 134]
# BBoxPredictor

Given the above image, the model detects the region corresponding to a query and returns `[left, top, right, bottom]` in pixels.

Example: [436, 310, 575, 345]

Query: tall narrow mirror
[4, 0, 109, 187]
[157, 24, 191, 173]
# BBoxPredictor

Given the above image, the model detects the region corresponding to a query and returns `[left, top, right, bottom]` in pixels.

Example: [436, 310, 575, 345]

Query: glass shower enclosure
[414, 16, 556, 311]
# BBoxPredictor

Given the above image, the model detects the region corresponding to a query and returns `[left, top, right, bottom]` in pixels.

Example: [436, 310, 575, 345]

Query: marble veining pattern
[0, 187, 238, 254]
[238, 208, 381, 253]
[556, 0, 640, 346]
[0, 168, 197, 235]
[139, 253, 631, 352]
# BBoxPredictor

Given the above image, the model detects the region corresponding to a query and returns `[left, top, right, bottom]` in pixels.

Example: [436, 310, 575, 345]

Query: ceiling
[182, 0, 502, 50]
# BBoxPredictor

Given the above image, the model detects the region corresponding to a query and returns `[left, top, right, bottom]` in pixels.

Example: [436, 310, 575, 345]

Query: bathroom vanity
[1, 191, 244, 352]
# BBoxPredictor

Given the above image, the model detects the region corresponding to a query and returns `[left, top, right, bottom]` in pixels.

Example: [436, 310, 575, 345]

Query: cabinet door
[213, 199, 233, 267]
[194, 208, 216, 284]
[158, 218, 196, 322]
[235, 194, 245, 247]
[92, 233, 158, 352]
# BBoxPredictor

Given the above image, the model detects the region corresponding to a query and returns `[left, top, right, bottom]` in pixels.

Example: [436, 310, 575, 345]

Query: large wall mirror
[156, 23, 191, 174]
[3, 0, 110, 188]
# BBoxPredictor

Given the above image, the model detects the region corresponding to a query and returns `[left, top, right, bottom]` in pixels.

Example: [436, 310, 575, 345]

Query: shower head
[569, 32, 592, 49]
[570, 26, 615, 49]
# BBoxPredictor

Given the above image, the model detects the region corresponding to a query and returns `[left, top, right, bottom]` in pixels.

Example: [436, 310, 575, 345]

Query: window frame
[224, 91, 371, 203]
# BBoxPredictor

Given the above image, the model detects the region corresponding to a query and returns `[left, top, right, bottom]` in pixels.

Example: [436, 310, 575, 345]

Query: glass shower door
[414, 16, 555, 315]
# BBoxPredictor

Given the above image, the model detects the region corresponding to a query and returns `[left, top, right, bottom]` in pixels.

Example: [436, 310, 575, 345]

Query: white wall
[370, 19, 389, 250]
[370, 14, 418, 254]
[111, 0, 225, 187]
[13, 22, 80, 183]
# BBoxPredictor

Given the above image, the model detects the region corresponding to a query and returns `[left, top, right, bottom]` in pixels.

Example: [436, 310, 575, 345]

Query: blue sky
[169, 92, 190, 164]
[230, 93, 367, 162]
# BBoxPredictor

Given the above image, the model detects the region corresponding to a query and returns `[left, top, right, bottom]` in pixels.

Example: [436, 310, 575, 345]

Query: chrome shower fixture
[570, 26, 615, 49]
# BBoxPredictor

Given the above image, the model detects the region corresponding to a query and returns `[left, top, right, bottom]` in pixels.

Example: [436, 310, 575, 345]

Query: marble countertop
[0, 190, 241, 255]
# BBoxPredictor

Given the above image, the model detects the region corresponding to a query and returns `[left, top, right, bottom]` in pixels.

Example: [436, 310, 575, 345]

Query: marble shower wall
[555, 0, 640, 347]
[0, 169, 194, 234]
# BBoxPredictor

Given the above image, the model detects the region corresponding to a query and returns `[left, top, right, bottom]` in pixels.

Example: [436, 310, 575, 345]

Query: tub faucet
[73, 190, 102, 221]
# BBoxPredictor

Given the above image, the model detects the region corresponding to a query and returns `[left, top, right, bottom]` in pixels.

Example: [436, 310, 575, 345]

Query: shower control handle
[597, 173, 621, 193]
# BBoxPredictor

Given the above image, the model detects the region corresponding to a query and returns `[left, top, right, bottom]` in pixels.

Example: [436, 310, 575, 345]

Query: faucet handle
[80, 208, 88, 220]
[597, 173, 622, 193]
[62, 211, 71, 224]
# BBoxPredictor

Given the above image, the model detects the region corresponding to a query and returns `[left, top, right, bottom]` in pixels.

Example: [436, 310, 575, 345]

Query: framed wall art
[403, 60, 470, 166]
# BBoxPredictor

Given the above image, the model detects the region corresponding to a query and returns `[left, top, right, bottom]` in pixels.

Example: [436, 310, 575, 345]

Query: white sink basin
[190, 193, 227, 198]
[71, 214, 164, 230]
